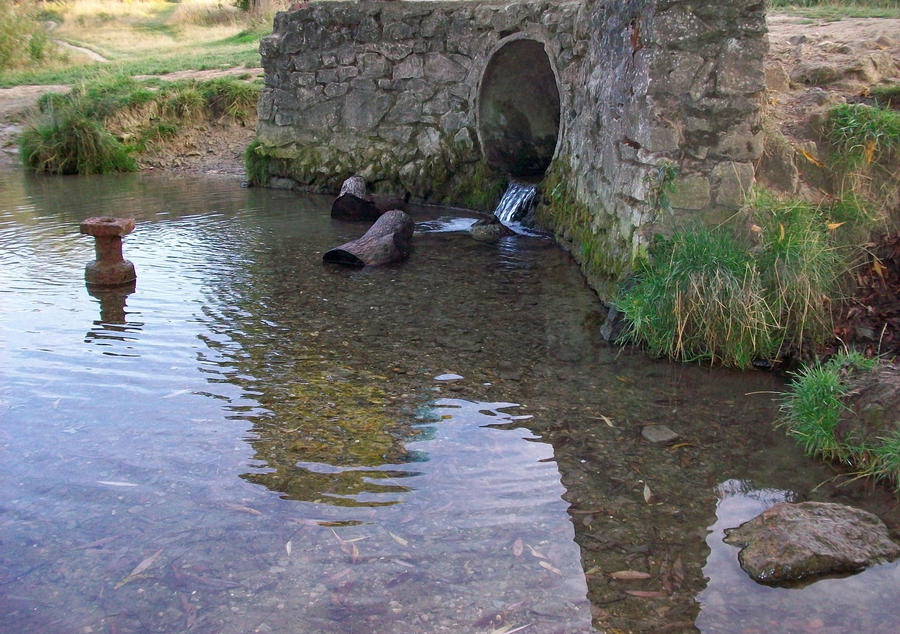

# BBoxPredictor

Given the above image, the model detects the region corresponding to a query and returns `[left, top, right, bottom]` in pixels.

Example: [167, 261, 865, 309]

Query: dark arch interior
[478, 40, 561, 179]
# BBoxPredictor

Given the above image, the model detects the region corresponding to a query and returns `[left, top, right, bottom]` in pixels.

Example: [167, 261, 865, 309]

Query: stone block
[669, 174, 711, 210]
[765, 63, 791, 93]
[342, 90, 392, 131]
[324, 83, 349, 99]
[417, 127, 442, 157]
[716, 38, 766, 95]
[393, 55, 424, 80]
[358, 53, 390, 79]
[712, 161, 755, 207]
[424, 53, 467, 83]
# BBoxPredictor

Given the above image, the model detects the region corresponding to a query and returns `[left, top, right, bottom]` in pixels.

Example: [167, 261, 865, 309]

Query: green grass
[18, 108, 136, 175]
[616, 228, 775, 367]
[19, 73, 261, 175]
[768, 0, 900, 19]
[614, 189, 875, 367]
[0, 1, 57, 71]
[0, 46, 262, 87]
[826, 103, 900, 169]
[871, 84, 900, 110]
[750, 192, 847, 349]
[779, 351, 899, 493]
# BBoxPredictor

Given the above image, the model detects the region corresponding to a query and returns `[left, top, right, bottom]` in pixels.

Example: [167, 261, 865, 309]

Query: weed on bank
[19, 74, 260, 175]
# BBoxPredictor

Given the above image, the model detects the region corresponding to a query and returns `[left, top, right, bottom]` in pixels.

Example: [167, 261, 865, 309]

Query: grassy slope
[0, 0, 269, 87]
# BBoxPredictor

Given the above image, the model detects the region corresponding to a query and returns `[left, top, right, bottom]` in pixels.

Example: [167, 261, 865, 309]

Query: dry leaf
[180, 594, 197, 629]
[826, 221, 845, 231]
[388, 531, 408, 547]
[527, 544, 546, 560]
[864, 139, 876, 165]
[799, 148, 824, 168]
[127, 548, 163, 578]
[610, 570, 651, 581]
[873, 256, 886, 282]
[512, 538, 523, 558]
[599, 414, 614, 428]
[115, 548, 163, 589]
[625, 590, 668, 598]
[225, 504, 261, 516]
[668, 442, 693, 451]
[285, 540, 292, 556]
[750, 223, 763, 235]
[778, 222, 785, 241]
[539, 560, 562, 575]
[350, 542, 359, 564]
[643, 483, 653, 504]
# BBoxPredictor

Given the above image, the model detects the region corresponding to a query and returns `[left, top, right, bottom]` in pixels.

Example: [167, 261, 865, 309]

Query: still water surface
[1, 172, 897, 633]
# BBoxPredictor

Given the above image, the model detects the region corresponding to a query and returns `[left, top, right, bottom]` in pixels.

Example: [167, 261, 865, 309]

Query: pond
[1, 171, 897, 633]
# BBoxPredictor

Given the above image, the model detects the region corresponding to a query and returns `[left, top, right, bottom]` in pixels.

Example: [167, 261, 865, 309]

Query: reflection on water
[0, 170, 897, 632]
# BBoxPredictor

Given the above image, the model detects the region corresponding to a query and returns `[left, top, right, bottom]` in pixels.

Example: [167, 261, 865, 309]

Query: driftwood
[323, 209, 414, 267]
[331, 176, 381, 221]
[331, 193, 382, 221]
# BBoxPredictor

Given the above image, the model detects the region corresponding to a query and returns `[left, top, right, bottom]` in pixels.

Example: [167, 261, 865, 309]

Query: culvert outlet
[477, 39, 561, 179]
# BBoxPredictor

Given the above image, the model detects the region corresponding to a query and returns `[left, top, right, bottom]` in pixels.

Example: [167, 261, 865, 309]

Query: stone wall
[255, 0, 583, 207]
[254, 0, 767, 296]
[546, 0, 767, 291]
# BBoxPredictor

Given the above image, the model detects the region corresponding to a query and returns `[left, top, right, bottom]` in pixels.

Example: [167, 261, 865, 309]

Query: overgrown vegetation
[616, 228, 774, 367]
[614, 190, 869, 366]
[779, 351, 899, 493]
[615, 89, 898, 368]
[19, 73, 260, 174]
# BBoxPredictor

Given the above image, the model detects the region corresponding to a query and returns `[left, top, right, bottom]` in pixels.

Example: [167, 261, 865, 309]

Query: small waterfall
[494, 182, 537, 225]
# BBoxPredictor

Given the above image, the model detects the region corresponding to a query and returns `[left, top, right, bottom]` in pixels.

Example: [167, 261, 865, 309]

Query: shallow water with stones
[1, 171, 897, 633]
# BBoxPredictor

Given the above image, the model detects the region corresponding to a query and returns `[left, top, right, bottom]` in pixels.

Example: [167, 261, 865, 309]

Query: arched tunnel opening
[477, 39, 561, 180]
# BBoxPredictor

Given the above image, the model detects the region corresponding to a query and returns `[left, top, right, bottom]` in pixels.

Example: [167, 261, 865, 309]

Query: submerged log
[331, 175, 381, 221]
[323, 209, 414, 267]
[331, 193, 382, 221]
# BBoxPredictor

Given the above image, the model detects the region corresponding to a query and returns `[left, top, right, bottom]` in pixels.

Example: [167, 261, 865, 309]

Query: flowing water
[494, 182, 537, 229]
[0, 171, 897, 633]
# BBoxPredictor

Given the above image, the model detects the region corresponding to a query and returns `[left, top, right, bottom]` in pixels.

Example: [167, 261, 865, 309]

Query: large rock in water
[723, 501, 899, 585]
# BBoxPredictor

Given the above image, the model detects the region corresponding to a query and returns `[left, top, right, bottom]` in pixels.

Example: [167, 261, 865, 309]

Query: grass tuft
[19, 107, 136, 175]
[826, 103, 900, 169]
[778, 351, 899, 493]
[616, 228, 775, 367]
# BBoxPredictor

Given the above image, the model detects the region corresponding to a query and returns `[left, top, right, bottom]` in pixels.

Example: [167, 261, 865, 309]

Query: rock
[723, 501, 900, 586]
[641, 425, 680, 445]
[790, 63, 842, 86]
[599, 305, 626, 343]
[668, 174, 710, 210]
[765, 63, 791, 93]
[469, 215, 513, 243]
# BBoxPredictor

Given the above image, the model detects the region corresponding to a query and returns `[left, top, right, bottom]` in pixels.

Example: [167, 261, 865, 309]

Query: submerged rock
[723, 501, 900, 586]
[641, 425, 680, 445]
[469, 215, 513, 243]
